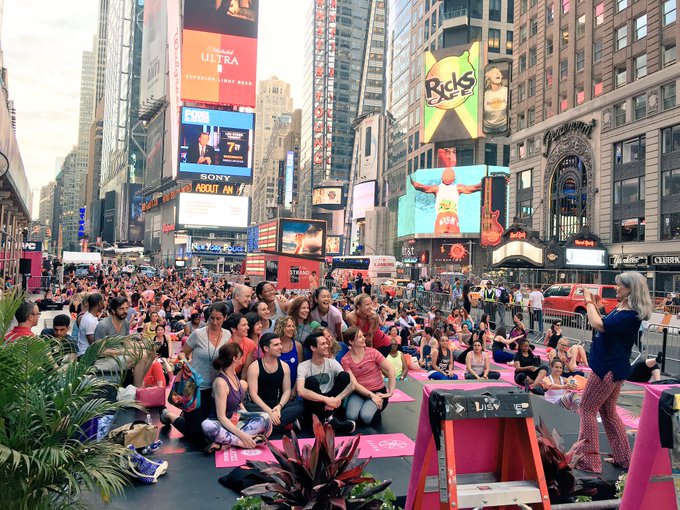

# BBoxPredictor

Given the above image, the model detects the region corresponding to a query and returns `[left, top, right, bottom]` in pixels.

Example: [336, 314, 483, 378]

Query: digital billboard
[356, 114, 379, 182]
[144, 111, 165, 189]
[284, 151, 295, 209]
[326, 235, 343, 256]
[140, 0, 167, 106]
[177, 193, 250, 229]
[352, 181, 377, 220]
[480, 173, 510, 247]
[313, 186, 344, 208]
[179, 107, 254, 183]
[422, 42, 482, 143]
[278, 219, 327, 258]
[397, 166, 490, 237]
[127, 183, 145, 243]
[482, 60, 511, 135]
[432, 239, 471, 266]
[181, 30, 257, 106]
[183, 0, 258, 38]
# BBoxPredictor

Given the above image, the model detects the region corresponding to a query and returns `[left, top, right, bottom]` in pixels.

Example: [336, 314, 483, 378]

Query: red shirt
[341, 348, 385, 391]
[5, 325, 35, 343]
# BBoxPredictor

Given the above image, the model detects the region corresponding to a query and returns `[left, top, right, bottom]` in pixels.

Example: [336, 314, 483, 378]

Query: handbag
[168, 362, 203, 412]
[108, 421, 158, 449]
[136, 385, 167, 408]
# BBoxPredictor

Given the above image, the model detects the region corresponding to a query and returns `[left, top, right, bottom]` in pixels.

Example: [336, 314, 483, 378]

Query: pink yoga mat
[214, 433, 415, 468]
[408, 370, 429, 381]
[616, 406, 640, 429]
[390, 388, 415, 402]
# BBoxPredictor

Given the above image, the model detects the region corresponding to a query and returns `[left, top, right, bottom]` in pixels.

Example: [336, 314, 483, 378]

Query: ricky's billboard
[422, 42, 482, 143]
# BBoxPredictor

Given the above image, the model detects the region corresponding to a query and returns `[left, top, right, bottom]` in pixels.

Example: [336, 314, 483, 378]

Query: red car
[542, 284, 618, 316]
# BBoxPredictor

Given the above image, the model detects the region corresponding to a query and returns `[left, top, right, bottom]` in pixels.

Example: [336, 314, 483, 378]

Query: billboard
[352, 181, 377, 220]
[422, 42, 482, 143]
[102, 191, 116, 243]
[278, 219, 327, 258]
[480, 174, 509, 247]
[145, 111, 165, 189]
[313, 186, 344, 208]
[326, 235, 343, 255]
[140, 0, 167, 106]
[356, 114, 379, 182]
[183, 0, 258, 38]
[177, 193, 250, 229]
[181, 30, 257, 106]
[127, 184, 145, 243]
[397, 166, 491, 237]
[284, 151, 295, 209]
[167, 0, 182, 179]
[179, 107, 254, 183]
[432, 239, 471, 265]
[482, 60, 511, 135]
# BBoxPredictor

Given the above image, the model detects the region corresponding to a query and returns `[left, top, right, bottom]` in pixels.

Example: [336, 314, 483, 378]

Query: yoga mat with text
[215, 433, 416, 468]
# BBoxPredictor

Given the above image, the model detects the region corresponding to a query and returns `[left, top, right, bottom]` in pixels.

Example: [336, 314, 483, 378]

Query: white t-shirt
[77, 312, 99, 356]
[297, 358, 344, 394]
[529, 290, 544, 310]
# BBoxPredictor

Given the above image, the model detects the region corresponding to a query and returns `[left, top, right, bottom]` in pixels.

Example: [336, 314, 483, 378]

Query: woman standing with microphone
[575, 272, 653, 472]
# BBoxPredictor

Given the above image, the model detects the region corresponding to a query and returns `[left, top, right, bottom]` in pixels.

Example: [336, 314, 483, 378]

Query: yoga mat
[617, 406, 640, 429]
[408, 370, 429, 381]
[390, 388, 415, 402]
[214, 433, 416, 468]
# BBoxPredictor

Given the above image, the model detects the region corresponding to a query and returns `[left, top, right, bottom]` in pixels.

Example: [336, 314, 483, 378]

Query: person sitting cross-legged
[296, 331, 356, 434]
[465, 338, 501, 380]
[245, 333, 305, 431]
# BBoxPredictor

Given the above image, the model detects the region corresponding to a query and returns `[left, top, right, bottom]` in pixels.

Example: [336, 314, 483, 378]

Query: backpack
[499, 288, 510, 304]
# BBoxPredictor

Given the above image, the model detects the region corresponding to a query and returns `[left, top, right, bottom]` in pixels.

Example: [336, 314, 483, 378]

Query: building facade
[299, 0, 387, 231]
[384, 0, 514, 273]
[509, 0, 680, 294]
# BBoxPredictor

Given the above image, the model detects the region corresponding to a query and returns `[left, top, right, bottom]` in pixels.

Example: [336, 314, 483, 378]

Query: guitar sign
[480, 176, 505, 247]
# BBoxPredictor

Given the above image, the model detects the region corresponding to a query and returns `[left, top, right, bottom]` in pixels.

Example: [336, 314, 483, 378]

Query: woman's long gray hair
[616, 271, 653, 320]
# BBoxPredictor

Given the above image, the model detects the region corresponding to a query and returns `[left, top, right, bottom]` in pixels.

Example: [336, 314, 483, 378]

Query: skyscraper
[299, 0, 387, 231]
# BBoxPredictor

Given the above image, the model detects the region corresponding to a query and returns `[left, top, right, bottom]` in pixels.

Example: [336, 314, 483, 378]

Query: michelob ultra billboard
[422, 42, 482, 143]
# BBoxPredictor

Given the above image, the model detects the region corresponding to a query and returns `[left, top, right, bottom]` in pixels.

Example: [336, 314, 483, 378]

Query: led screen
[278, 219, 327, 257]
[352, 181, 377, 220]
[566, 248, 607, 267]
[177, 193, 250, 229]
[313, 186, 343, 207]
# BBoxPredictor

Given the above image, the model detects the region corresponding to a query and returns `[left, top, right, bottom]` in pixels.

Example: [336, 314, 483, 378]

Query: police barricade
[414, 290, 454, 313]
[641, 323, 680, 377]
[539, 308, 590, 346]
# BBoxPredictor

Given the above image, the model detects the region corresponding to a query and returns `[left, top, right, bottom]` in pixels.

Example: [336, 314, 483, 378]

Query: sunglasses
[320, 320, 329, 328]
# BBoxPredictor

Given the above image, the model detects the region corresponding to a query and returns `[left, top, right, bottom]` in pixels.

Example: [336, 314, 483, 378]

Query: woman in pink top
[341, 326, 396, 425]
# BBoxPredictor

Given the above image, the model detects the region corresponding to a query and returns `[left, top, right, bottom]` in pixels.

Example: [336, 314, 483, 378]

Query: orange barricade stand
[407, 385, 550, 510]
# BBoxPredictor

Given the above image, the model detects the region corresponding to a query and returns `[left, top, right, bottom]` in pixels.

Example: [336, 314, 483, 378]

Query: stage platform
[109, 377, 631, 510]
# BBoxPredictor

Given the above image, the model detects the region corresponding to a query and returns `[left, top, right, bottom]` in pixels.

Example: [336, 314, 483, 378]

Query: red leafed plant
[242, 415, 392, 509]
[535, 418, 598, 504]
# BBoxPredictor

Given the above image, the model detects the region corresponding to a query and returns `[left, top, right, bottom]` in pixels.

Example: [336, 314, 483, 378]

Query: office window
[614, 177, 644, 204]
[506, 31, 514, 54]
[664, 0, 676, 26]
[518, 113, 526, 130]
[576, 85, 585, 104]
[546, 67, 553, 87]
[528, 77, 536, 97]
[518, 142, 526, 159]
[615, 66, 626, 88]
[662, 81, 676, 110]
[489, 0, 502, 21]
[662, 213, 680, 240]
[488, 28, 501, 53]
[616, 25, 627, 50]
[617, 0, 627, 12]
[527, 137, 536, 155]
[633, 94, 647, 120]
[520, 24, 527, 43]
[560, 58, 569, 80]
[577, 15, 586, 37]
[485, 144, 498, 165]
[560, 95, 568, 112]
[521, 0, 528, 14]
[518, 82, 526, 102]
[615, 136, 645, 164]
[661, 125, 680, 153]
[546, 37, 553, 56]
[530, 17, 538, 37]
[593, 40, 603, 62]
[614, 218, 645, 243]
[469, 25, 482, 42]
[507, 0, 514, 23]
[662, 169, 680, 197]
[634, 14, 647, 41]
[518, 200, 533, 219]
[595, 2, 604, 25]
[547, 3, 555, 24]
[519, 53, 527, 72]
[664, 43, 677, 67]
[593, 76, 603, 96]
[545, 100, 554, 119]
[529, 47, 537, 67]
[562, 0, 569, 14]
[613, 102, 626, 127]
[528, 108, 535, 125]
[634, 54, 647, 80]
[561, 27, 569, 47]
[503, 145, 510, 166]
[575, 50, 585, 72]
[518, 169, 532, 190]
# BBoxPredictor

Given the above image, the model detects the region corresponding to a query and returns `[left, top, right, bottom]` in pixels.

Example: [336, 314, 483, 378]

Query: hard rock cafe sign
[542, 119, 597, 157]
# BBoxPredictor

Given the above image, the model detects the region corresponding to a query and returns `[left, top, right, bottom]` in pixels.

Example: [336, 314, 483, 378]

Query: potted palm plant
[0, 290, 151, 509]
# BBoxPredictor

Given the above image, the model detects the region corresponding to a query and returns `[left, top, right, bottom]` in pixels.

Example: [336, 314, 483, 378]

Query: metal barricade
[414, 290, 454, 314]
[539, 308, 590, 346]
[27, 276, 53, 293]
[641, 324, 680, 377]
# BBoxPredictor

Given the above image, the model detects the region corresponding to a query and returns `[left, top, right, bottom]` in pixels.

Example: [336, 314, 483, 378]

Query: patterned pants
[201, 413, 272, 448]
[575, 371, 630, 472]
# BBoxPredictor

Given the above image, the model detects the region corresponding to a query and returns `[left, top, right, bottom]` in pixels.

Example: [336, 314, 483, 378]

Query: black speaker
[19, 258, 31, 274]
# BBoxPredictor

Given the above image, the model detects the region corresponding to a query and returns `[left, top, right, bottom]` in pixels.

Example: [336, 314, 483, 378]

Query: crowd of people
[2, 265, 664, 473]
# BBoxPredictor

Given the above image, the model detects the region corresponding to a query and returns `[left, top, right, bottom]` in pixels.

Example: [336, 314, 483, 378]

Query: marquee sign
[542, 119, 596, 157]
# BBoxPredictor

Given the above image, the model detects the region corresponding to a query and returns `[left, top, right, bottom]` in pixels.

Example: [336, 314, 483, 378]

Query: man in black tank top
[245, 333, 304, 430]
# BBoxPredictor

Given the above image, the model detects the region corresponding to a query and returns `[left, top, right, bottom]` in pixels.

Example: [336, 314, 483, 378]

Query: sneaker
[327, 417, 356, 435]
[292, 418, 302, 432]
[159, 408, 170, 427]
[531, 386, 546, 396]
[127, 445, 168, 484]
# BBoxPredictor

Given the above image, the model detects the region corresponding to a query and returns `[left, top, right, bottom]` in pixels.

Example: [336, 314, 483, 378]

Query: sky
[1, 0, 307, 211]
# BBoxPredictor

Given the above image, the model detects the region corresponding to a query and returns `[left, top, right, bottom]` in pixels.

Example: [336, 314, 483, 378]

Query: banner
[167, 0, 182, 178]
[127, 184, 145, 243]
[482, 60, 511, 135]
[140, 0, 168, 106]
[422, 42, 482, 143]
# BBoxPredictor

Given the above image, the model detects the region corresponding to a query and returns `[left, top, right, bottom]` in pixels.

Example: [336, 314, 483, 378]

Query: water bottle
[146, 412, 152, 425]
